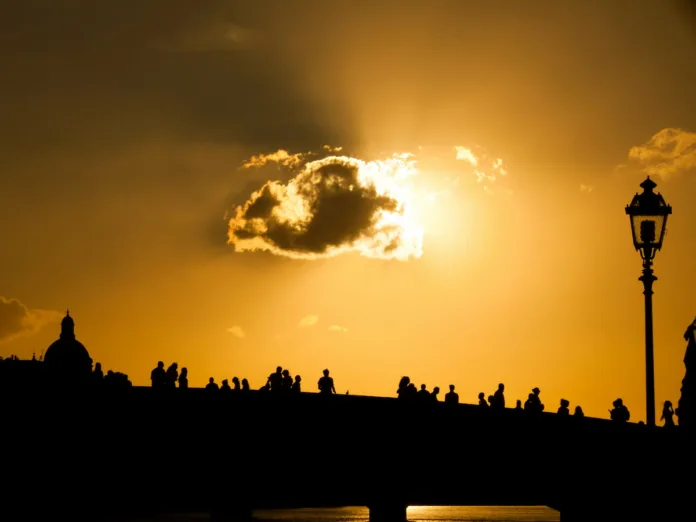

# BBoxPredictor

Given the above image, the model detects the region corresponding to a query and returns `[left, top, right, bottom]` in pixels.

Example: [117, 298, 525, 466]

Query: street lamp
[625, 176, 672, 427]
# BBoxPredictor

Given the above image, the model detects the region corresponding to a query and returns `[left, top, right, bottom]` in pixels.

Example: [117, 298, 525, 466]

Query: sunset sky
[2, 0, 696, 421]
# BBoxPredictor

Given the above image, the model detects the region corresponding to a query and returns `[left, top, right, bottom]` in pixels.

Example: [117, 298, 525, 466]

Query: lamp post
[625, 176, 672, 427]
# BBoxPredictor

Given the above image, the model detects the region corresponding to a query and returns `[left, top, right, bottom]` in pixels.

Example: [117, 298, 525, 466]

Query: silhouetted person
[445, 384, 459, 404]
[397, 376, 411, 399]
[478, 392, 488, 407]
[241, 378, 250, 391]
[267, 366, 283, 392]
[206, 377, 219, 392]
[492, 383, 505, 409]
[558, 399, 570, 415]
[93, 362, 104, 380]
[232, 376, 240, 391]
[431, 386, 440, 402]
[609, 398, 630, 422]
[418, 384, 430, 400]
[318, 369, 336, 395]
[574, 406, 584, 417]
[179, 367, 188, 389]
[151, 361, 166, 388]
[487, 395, 495, 407]
[515, 399, 522, 410]
[221, 379, 231, 392]
[525, 387, 544, 412]
[661, 400, 675, 428]
[166, 363, 178, 389]
[259, 383, 270, 392]
[292, 375, 302, 393]
[281, 369, 293, 391]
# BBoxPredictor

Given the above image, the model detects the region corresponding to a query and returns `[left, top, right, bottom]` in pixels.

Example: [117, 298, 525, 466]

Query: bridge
[3, 387, 692, 522]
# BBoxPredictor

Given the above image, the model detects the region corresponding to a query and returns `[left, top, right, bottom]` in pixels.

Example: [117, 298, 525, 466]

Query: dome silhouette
[44, 310, 93, 381]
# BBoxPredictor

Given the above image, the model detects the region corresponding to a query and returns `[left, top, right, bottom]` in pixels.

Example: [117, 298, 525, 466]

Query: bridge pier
[367, 503, 408, 522]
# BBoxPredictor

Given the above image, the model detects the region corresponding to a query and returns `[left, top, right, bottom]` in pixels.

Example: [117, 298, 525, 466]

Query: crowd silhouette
[134, 360, 684, 426]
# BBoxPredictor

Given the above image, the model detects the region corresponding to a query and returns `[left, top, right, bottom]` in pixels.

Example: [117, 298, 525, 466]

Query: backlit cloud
[228, 152, 424, 260]
[298, 315, 319, 328]
[628, 128, 696, 179]
[328, 325, 348, 333]
[0, 296, 62, 345]
[227, 325, 245, 338]
[242, 149, 306, 169]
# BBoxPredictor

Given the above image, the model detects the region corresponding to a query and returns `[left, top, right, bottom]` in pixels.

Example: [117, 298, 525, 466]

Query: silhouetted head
[487, 395, 494, 403]
[323, 369, 329, 376]
[209, 377, 214, 383]
[516, 400, 522, 407]
[95, 362, 102, 370]
[532, 387, 540, 395]
[420, 384, 426, 390]
[664, 400, 672, 408]
[560, 399, 569, 407]
[613, 398, 623, 407]
[222, 379, 228, 385]
[575, 406, 583, 414]
[478, 392, 485, 400]
[158, 361, 164, 368]
[282, 369, 290, 377]
[242, 378, 249, 386]
[295, 375, 302, 382]
[276, 366, 282, 373]
[181, 367, 187, 375]
[171, 362, 178, 370]
[408, 383, 416, 390]
[232, 376, 239, 384]
[449, 384, 455, 391]
[498, 383, 504, 391]
[107, 370, 114, 376]
[433, 387, 440, 395]
[399, 376, 410, 387]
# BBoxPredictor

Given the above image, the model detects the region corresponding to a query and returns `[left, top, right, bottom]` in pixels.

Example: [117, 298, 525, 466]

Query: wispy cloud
[226, 325, 245, 338]
[322, 145, 343, 153]
[628, 128, 696, 180]
[453, 145, 510, 194]
[580, 184, 593, 193]
[0, 297, 62, 344]
[298, 315, 319, 328]
[242, 149, 306, 169]
[328, 324, 348, 333]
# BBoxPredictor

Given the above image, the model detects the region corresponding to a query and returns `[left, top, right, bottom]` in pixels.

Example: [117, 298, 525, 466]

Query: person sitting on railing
[478, 392, 488, 407]
[609, 398, 630, 422]
[444, 384, 459, 404]
[417, 384, 431, 401]
[574, 406, 584, 417]
[178, 367, 188, 389]
[292, 375, 302, 393]
[241, 378, 250, 391]
[220, 379, 232, 393]
[431, 386, 440, 402]
[557, 399, 570, 415]
[281, 369, 293, 391]
[232, 376, 240, 391]
[491, 383, 505, 409]
[205, 377, 219, 392]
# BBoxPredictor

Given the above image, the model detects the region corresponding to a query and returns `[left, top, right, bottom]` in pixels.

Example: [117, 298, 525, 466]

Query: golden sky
[2, 0, 696, 421]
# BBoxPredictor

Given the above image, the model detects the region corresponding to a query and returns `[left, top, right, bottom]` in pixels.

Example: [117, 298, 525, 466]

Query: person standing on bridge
[151, 361, 166, 388]
[492, 383, 505, 409]
[445, 384, 459, 404]
[318, 369, 336, 395]
[267, 366, 283, 392]
[661, 400, 675, 427]
[431, 386, 440, 402]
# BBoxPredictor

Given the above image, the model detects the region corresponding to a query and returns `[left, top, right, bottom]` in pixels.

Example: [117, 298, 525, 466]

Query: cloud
[242, 149, 307, 169]
[228, 152, 424, 260]
[298, 315, 319, 327]
[628, 128, 696, 179]
[328, 325, 348, 333]
[580, 184, 593, 193]
[0, 296, 62, 344]
[453, 146, 509, 193]
[226, 325, 245, 338]
[323, 145, 343, 153]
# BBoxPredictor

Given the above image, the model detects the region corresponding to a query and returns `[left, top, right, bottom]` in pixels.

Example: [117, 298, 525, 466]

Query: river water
[128, 506, 559, 521]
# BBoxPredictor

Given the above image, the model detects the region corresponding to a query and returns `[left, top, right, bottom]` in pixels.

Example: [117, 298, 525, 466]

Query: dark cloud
[0, 296, 61, 344]
[227, 153, 423, 260]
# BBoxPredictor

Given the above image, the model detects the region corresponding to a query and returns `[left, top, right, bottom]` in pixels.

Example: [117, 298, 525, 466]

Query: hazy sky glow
[2, 0, 696, 421]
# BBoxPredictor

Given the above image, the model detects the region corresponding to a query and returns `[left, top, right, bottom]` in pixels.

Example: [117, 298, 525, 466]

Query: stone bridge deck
[3, 388, 691, 521]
